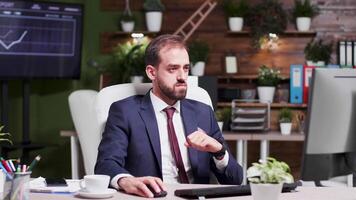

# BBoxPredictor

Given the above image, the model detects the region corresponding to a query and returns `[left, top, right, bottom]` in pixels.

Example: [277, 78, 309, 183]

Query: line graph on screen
[0, 30, 28, 50]
[0, 14, 76, 56]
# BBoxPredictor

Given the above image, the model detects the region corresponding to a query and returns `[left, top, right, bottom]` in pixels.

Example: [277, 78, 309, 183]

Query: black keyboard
[174, 182, 299, 199]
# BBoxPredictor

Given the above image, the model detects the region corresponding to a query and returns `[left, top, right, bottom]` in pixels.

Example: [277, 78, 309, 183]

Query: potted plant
[143, 0, 165, 32]
[279, 108, 293, 135]
[120, 11, 136, 33]
[0, 125, 12, 145]
[257, 65, 281, 103]
[304, 39, 333, 66]
[291, 0, 319, 31]
[215, 107, 231, 131]
[98, 39, 148, 85]
[246, 0, 287, 48]
[120, 0, 136, 32]
[222, 0, 249, 31]
[188, 40, 210, 76]
[247, 157, 294, 200]
[0, 125, 11, 193]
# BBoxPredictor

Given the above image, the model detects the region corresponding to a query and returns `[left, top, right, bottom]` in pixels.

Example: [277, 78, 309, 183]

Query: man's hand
[184, 128, 222, 153]
[118, 176, 166, 198]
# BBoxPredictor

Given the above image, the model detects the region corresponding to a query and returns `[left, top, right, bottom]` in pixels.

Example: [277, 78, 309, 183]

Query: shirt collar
[150, 90, 181, 113]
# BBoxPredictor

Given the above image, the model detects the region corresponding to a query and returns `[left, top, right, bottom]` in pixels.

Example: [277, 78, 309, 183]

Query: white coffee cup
[80, 175, 110, 193]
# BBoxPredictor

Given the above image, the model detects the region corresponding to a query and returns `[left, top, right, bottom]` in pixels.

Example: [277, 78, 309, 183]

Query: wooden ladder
[173, 0, 217, 41]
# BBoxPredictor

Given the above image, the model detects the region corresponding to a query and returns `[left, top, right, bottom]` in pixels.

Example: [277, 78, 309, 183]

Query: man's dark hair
[145, 34, 187, 67]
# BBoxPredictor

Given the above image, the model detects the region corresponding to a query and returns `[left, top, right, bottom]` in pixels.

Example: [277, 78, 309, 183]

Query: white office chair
[68, 90, 101, 176]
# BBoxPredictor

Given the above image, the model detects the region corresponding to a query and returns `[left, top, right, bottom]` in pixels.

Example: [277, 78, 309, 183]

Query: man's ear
[146, 65, 156, 81]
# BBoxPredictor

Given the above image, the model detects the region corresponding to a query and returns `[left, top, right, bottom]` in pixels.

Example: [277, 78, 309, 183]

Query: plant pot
[306, 60, 325, 67]
[191, 61, 205, 76]
[130, 76, 144, 84]
[257, 86, 275, 103]
[280, 123, 292, 135]
[228, 17, 243, 31]
[250, 183, 283, 200]
[296, 17, 311, 31]
[217, 121, 224, 131]
[121, 21, 135, 32]
[145, 12, 162, 32]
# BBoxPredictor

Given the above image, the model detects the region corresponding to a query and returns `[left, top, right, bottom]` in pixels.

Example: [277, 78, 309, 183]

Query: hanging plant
[246, 0, 287, 48]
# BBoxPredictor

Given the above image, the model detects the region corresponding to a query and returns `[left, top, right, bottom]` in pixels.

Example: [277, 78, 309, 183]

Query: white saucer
[76, 188, 116, 199]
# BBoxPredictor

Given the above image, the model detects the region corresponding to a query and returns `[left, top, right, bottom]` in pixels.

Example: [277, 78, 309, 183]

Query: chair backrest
[68, 90, 100, 175]
[95, 83, 213, 135]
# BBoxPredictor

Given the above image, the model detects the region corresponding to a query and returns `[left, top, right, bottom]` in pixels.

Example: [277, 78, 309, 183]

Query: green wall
[5, 0, 121, 178]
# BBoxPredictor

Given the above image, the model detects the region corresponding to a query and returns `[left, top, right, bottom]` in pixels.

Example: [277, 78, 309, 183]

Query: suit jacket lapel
[138, 92, 162, 172]
[180, 100, 199, 175]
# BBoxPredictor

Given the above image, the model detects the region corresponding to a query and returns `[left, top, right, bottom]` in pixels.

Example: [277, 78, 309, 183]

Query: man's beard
[158, 79, 187, 101]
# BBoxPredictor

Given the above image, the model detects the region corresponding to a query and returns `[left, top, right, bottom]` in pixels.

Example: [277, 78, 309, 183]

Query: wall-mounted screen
[0, 1, 83, 79]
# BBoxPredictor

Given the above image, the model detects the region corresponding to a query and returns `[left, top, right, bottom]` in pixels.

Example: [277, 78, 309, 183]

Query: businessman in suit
[95, 34, 243, 197]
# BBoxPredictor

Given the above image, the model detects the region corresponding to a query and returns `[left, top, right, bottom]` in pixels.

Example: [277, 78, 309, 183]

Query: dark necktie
[164, 107, 189, 184]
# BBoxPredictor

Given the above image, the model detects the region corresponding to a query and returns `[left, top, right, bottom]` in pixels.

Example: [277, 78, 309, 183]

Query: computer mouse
[147, 185, 167, 198]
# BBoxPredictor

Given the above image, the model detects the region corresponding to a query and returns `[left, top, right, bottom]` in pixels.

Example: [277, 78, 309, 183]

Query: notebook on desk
[174, 182, 299, 199]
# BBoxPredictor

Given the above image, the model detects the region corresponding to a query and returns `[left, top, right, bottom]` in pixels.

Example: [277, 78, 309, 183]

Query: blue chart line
[0, 30, 27, 50]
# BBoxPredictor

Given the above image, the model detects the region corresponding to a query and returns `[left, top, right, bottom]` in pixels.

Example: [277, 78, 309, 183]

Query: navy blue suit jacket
[95, 92, 243, 185]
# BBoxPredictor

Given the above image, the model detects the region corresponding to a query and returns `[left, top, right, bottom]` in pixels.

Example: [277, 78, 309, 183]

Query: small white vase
[257, 86, 275, 103]
[145, 12, 162, 32]
[228, 17, 243, 31]
[121, 21, 135, 32]
[130, 76, 143, 83]
[191, 61, 205, 76]
[296, 17, 311, 31]
[250, 183, 283, 200]
[218, 121, 224, 131]
[280, 123, 292, 135]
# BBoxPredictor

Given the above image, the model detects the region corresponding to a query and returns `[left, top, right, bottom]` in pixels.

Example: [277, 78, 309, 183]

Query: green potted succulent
[304, 39, 333, 66]
[279, 108, 293, 135]
[215, 107, 231, 131]
[143, 0, 165, 32]
[247, 157, 294, 200]
[256, 65, 281, 103]
[222, 0, 249, 31]
[188, 40, 210, 76]
[291, 0, 319, 31]
[246, 0, 287, 48]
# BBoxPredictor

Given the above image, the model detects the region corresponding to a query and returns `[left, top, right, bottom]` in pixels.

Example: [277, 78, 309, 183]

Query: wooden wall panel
[100, 0, 356, 74]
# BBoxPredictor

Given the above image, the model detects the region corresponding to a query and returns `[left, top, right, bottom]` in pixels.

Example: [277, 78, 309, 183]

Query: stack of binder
[290, 64, 319, 104]
[230, 100, 270, 132]
[338, 40, 356, 67]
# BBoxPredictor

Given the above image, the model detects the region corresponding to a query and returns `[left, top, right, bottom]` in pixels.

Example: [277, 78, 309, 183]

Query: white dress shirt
[110, 91, 229, 188]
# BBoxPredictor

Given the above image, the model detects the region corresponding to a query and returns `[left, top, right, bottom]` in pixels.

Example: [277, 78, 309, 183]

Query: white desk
[30, 184, 356, 200]
[61, 130, 305, 181]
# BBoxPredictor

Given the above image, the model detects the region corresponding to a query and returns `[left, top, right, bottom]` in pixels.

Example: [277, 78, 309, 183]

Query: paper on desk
[30, 177, 81, 193]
